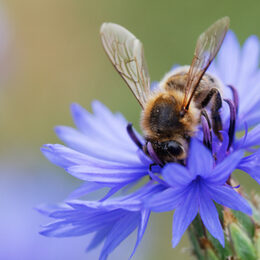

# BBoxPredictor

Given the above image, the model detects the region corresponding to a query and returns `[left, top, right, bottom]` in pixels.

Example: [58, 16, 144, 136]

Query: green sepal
[232, 209, 255, 238]
[187, 194, 260, 260]
[206, 248, 219, 260]
[192, 215, 205, 238]
[252, 204, 260, 225]
[255, 229, 260, 259]
[229, 222, 257, 260]
[207, 233, 232, 259]
[188, 225, 204, 260]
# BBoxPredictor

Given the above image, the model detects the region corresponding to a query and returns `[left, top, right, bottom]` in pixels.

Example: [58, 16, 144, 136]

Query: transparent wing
[100, 23, 150, 108]
[183, 17, 230, 109]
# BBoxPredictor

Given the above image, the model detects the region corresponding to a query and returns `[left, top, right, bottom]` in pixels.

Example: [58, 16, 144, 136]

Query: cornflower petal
[146, 187, 187, 212]
[40, 194, 153, 260]
[40, 209, 120, 237]
[130, 209, 151, 258]
[215, 131, 229, 163]
[91, 101, 145, 149]
[67, 165, 147, 184]
[41, 102, 154, 201]
[97, 199, 142, 212]
[92, 101, 131, 140]
[67, 182, 110, 200]
[119, 182, 167, 205]
[99, 185, 126, 202]
[209, 31, 260, 130]
[237, 35, 259, 98]
[71, 101, 130, 143]
[237, 150, 260, 184]
[206, 185, 252, 215]
[55, 126, 141, 164]
[238, 87, 260, 128]
[216, 31, 240, 85]
[207, 150, 244, 184]
[71, 103, 101, 137]
[172, 184, 199, 247]
[236, 123, 260, 149]
[41, 144, 90, 168]
[86, 226, 112, 252]
[241, 108, 260, 129]
[100, 212, 140, 260]
[187, 139, 213, 177]
[162, 163, 192, 187]
[199, 185, 224, 246]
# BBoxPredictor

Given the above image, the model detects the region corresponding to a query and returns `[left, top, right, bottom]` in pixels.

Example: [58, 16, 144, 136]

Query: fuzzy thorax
[141, 89, 200, 142]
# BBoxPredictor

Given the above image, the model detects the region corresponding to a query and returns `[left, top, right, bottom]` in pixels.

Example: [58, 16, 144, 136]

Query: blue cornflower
[41, 101, 152, 199]
[146, 139, 252, 247]
[40, 30, 260, 259]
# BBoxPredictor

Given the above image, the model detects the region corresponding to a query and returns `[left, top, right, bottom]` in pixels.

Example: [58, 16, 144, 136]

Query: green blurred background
[1, 0, 260, 259]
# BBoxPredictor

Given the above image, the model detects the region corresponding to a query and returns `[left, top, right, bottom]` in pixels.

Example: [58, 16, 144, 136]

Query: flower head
[39, 30, 260, 259]
[146, 139, 252, 247]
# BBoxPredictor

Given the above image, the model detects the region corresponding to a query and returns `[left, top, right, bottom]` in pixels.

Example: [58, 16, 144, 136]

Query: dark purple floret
[224, 99, 236, 150]
[227, 85, 239, 114]
[127, 123, 143, 150]
[201, 111, 212, 151]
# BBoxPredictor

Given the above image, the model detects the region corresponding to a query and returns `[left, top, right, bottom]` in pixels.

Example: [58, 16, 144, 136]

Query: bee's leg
[200, 88, 223, 141]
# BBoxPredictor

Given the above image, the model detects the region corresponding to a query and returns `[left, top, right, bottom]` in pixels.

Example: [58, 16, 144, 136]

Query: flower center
[193, 175, 201, 183]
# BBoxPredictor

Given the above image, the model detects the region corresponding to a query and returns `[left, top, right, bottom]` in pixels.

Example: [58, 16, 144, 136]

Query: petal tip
[171, 237, 180, 248]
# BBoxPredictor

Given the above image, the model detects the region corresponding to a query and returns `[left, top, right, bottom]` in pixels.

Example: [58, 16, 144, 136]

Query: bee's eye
[166, 141, 183, 156]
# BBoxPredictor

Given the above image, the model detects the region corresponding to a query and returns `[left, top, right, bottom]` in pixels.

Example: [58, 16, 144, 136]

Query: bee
[100, 17, 230, 163]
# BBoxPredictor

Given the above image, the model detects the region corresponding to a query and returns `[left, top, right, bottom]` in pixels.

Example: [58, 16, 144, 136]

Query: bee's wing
[100, 23, 150, 108]
[183, 17, 230, 110]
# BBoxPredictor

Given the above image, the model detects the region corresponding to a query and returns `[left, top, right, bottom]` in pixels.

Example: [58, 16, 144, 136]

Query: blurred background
[0, 1, 260, 259]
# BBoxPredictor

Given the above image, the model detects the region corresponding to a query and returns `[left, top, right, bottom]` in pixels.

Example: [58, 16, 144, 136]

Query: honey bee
[100, 17, 230, 163]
